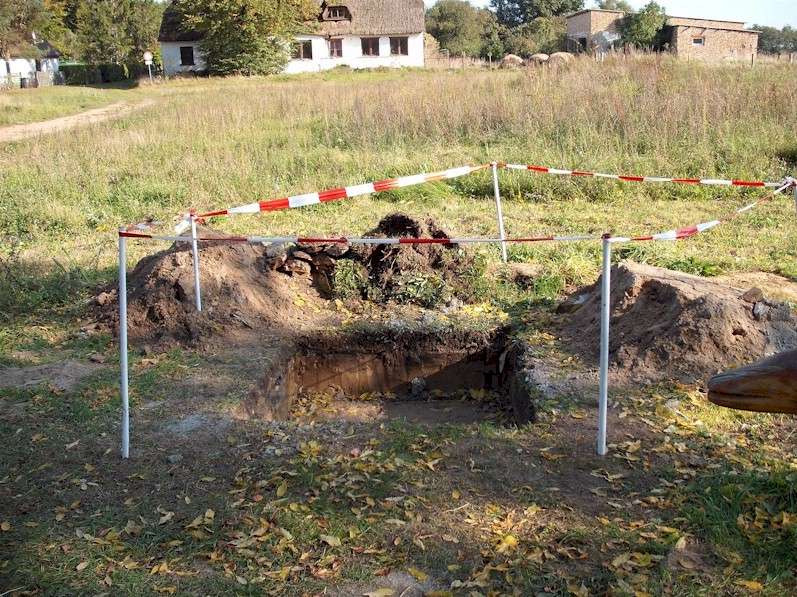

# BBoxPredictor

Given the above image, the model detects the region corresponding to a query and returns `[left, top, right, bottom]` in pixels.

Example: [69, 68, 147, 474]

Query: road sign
[143, 51, 153, 65]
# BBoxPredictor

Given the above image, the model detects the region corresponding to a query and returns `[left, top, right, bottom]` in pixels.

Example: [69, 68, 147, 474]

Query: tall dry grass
[1, 56, 796, 318]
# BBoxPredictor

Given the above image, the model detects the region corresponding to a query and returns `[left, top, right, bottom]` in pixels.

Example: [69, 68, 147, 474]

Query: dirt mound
[97, 237, 331, 347]
[344, 213, 481, 304]
[561, 262, 797, 382]
[95, 214, 478, 347]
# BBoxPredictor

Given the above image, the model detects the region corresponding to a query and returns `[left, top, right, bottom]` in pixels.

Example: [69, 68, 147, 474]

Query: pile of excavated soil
[561, 262, 797, 383]
[348, 213, 478, 298]
[96, 237, 331, 347]
[95, 214, 476, 347]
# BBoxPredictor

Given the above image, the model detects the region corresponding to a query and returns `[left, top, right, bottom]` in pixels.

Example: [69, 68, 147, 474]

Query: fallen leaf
[407, 567, 429, 582]
[363, 590, 394, 597]
[276, 481, 288, 498]
[496, 534, 518, 554]
[1, 522, 11, 532]
[320, 534, 342, 547]
[735, 580, 763, 592]
[76, 561, 88, 571]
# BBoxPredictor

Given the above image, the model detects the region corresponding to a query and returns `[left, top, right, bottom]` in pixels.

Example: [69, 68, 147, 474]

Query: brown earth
[561, 261, 797, 383]
[95, 214, 477, 349]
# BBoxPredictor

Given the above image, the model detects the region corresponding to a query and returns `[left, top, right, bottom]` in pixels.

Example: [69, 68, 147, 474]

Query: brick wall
[667, 17, 746, 31]
[566, 12, 592, 40]
[672, 26, 758, 61]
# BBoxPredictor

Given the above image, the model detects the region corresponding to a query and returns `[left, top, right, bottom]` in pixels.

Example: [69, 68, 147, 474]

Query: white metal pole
[118, 231, 130, 459]
[190, 215, 202, 312]
[491, 162, 508, 263]
[597, 235, 611, 457]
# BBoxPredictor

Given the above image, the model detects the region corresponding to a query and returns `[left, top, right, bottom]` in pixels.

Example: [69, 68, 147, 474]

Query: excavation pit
[242, 327, 534, 426]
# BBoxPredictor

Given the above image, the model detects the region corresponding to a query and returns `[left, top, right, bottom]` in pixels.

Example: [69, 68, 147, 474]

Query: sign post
[143, 51, 153, 83]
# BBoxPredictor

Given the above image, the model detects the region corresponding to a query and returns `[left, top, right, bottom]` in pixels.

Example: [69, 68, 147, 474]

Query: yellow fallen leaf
[276, 481, 288, 498]
[363, 590, 394, 597]
[496, 534, 518, 554]
[407, 567, 428, 582]
[674, 536, 687, 551]
[320, 534, 342, 547]
[735, 580, 763, 592]
[1, 522, 11, 532]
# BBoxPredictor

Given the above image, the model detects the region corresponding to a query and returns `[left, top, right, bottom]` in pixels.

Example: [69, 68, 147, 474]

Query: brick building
[565, 9, 760, 62]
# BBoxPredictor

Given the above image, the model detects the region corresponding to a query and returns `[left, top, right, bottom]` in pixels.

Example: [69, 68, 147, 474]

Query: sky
[423, 1, 797, 29]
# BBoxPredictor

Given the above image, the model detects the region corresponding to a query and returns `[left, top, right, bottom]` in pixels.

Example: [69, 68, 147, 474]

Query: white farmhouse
[158, 0, 425, 76]
[1, 35, 61, 88]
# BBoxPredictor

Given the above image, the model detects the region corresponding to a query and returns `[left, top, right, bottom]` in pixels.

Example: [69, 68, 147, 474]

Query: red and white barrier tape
[610, 180, 795, 242]
[122, 180, 795, 246]
[119, 232, 598, 244]
[195, 164, 490, 220]
[504, 163, 785, 189]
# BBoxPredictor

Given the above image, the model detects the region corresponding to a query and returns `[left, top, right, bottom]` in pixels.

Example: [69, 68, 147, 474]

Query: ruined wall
[672, 26, 758, 61]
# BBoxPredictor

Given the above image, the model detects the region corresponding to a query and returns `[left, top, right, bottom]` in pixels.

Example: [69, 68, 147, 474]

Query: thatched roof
[314, 1, 425, 36]
[158, 1, 425, 43]
[158, 4, 203, 43]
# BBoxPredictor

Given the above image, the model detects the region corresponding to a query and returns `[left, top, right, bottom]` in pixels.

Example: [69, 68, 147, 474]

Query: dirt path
[0, 98, 156, 143]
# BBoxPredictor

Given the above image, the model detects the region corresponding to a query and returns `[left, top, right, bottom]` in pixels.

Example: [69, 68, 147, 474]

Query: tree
[620, 1, 666, 48]
[502, 16, 566, 56]
[426, 0, 485, 57]
[426, 1, 505, 59]
[175, 0, 316, 76]
[75, 0, 162, 65]
[490, 0, 583, 27]
[0, 0, 53, 59]
[597, 0, 632, 11]
[755, 25, 797, 54]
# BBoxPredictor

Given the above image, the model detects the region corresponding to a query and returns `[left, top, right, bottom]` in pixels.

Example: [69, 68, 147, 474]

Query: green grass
[2, 58, 797, 595]
[0, 83, 140, 126]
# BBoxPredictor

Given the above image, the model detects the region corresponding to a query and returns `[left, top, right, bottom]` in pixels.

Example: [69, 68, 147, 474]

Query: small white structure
[158, 0, 425, 76]
[1, 36, 60, 88]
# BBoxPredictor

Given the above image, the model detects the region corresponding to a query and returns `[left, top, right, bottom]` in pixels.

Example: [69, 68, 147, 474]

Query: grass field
[0, 83, 144, 127]
[2, 57, 797, 595]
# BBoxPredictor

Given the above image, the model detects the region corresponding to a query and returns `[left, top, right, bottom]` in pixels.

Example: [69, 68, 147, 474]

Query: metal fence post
[597, 235, 612, 457]
[118, 230, 130, 459]
[491, 162, 508, 263]
[190, 215, 203, 312]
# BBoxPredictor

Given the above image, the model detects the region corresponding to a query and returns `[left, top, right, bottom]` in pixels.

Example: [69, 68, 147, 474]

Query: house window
[361, 37, 380, 57]
[692, 37, 705, 46]
[292, 40, 313, 60]
[326, 6, 350, 20]
[180, 46, 195, 66]
[329, 38, 343, 58]
[390, 37, 409, 56]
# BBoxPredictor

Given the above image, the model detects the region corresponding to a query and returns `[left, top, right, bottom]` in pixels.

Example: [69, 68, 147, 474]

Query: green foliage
[620, 1, 667, 49]
[490, 0, 584, 27]
[332, 259, 370, 300]
[426, 0, 501, 59]
[176, 0, 316, 76]
[597, 0, 632, 11]
[0, 0, 55, 59]
[76, 0, 162, 65]
[756, 25, 797, 54]
[502, 16, 566, 57]
[392, 272, 451, 308]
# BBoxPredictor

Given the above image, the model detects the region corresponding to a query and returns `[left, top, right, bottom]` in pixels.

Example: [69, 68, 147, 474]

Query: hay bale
[501, 54, 525, 68]
[548, 52, 575, 66]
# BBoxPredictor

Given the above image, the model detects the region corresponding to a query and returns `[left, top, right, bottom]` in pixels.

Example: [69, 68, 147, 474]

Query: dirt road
[0, 98, 155, 143]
